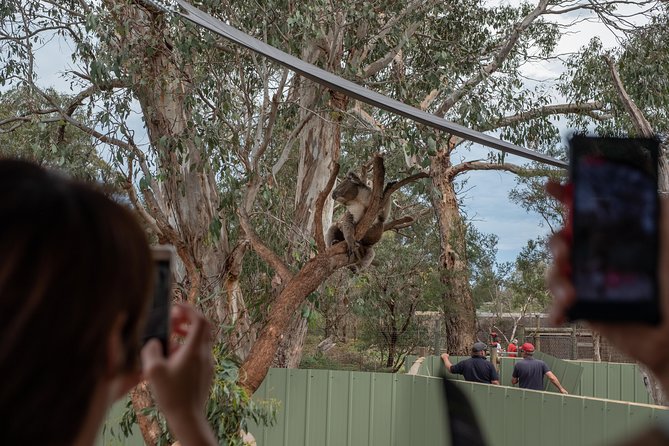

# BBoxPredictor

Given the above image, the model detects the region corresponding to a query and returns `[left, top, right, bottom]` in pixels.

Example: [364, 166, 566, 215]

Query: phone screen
[142, 257, 172, 355]
[569, 136, 660, 323]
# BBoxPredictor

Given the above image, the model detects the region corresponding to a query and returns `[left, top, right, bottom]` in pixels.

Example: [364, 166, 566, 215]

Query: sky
[25, 2, 652, 264]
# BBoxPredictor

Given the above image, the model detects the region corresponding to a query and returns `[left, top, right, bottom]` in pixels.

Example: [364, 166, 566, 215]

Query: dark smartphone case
[567, 135, 661, 324]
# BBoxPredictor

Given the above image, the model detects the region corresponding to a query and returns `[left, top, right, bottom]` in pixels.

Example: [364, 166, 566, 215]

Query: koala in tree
[326, 172, 391, 271]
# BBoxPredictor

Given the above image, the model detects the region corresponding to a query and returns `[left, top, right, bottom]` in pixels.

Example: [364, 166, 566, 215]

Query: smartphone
[142, 245, 175, 355]
[568, 135, 660, 324]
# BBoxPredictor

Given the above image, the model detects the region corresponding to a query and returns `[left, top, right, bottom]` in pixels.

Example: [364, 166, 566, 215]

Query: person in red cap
[511, 342, 568, 394]
[507, 339, 518, 357]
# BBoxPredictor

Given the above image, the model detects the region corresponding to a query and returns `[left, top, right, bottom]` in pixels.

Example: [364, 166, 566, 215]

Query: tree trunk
[639, 364, 669, 406]
[386, 330, 397, 368]
[593, 332, 602, 362]
[109, 3, 251, 347]
[274, 33, 348, 367]
[108, 5, 252, 441]
[130, 383, 161, 446]
[239, 245, 350, 394]
[274, 313, 309, 368]
[430, 150, 476, 355]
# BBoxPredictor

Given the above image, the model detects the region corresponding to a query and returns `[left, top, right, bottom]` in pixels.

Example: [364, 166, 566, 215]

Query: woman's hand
[141, 304, 217, 446]
[546, 180, 669, 385]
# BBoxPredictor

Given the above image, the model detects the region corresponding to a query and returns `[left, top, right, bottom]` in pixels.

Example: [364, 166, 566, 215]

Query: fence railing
[407, 354, 652, 404]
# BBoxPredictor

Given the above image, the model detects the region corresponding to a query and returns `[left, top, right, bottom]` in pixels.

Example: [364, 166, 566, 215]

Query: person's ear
[106, 313, 141, 400]
[106, 313, 128, 377]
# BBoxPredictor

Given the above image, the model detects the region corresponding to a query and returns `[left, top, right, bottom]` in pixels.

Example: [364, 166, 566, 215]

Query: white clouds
[459, 163, 550, 263]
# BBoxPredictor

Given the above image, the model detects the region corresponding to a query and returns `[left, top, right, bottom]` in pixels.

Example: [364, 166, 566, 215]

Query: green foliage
[558, 7, 669, 135]
[507, 237, 551, 311]
[467, 223, 550, 315]
[119, 345, 277, 445]
[0, 86, 114, 183]
[348, 214, 444, 371]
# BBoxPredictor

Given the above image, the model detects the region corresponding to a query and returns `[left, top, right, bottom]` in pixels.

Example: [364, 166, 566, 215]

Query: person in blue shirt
[511, 342, 568, 394]
[441, 342, 500, 384]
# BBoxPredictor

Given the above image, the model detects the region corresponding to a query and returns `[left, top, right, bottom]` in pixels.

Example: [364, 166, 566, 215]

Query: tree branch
[602, 55, 654, 137]
[355, 0, 427, 67]
[362, 22, 420, 78]
[238, 174, 294, 283]
[314, 163, 340, 253]
[383, 171, 429, 197]
[435, 0, 550, 116]
[447, 160, 552, 180]
[483, 101, 605, 131]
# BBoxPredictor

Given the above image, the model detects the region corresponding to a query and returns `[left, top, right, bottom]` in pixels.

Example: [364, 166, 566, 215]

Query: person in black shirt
[511, 342, 568, 394]
[441, 342, 500, 384]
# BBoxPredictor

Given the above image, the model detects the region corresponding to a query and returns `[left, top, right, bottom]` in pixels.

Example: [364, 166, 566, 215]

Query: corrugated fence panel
[408, 353, 584, 394]
[306, 368, 328, 445]
[101, 367, 665, 446]
[568, 360, 651, 404]
[249, 369, 449, 446]
[405, 354, 468, 380]
[452, 380, 666, 446]
[370, 373, 393, 445]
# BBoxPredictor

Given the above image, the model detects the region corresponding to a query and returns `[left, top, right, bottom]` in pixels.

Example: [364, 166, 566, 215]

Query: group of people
[441, 340, 568, 394]
[489, 332, 520, 358]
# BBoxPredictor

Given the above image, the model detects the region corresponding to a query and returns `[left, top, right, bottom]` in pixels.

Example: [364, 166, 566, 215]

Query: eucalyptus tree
[0, 86, 113, 181]
[514, 5, 669, 225]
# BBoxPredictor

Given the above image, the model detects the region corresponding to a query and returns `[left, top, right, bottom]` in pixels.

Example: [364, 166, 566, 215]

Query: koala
[326, 172, 391, 271]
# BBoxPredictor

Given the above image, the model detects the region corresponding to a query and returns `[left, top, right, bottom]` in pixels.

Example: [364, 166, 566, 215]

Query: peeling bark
[130, 383, 161, 446]
[430, 150, 476, 355]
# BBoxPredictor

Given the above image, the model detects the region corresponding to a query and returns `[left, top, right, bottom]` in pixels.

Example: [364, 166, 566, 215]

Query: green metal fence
[454, 380, 666, 446]
[97, 399, 144, 446]
[248, 369, 448, 446]
[249, 368, 666, 446]
[568, 360, 651, 404]
[99, 367, 666, 446]
[407, 354, 651, 402]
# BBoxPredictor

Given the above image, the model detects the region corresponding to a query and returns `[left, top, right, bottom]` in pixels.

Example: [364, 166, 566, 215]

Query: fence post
[517, 324, 525, 344]
[490, 347, 499, 371]
[534, 314, 541, 351]
[571, 327, 578, 359]
[433, 318, 441, 355]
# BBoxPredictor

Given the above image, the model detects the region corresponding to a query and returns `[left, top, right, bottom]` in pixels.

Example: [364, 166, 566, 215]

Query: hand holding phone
[567, 135, 661, 324]
[548, 181, 669, 386]
[142, 245, 175, 356]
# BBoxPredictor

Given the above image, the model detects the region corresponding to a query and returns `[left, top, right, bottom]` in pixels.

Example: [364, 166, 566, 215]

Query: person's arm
[141, 304, 217, 446]
[490, 364, 500, 385]
[511, 364, 519, 385]
[440, 353, 456, 373]
[545, 371, 568, 394]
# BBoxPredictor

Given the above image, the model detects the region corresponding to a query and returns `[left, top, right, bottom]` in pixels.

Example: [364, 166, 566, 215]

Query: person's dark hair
[0, 159, 153, 444]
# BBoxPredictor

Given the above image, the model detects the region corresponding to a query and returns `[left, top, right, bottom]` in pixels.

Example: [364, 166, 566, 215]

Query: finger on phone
[141, 339, 167, 377]
[545, 180, 566, 202]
